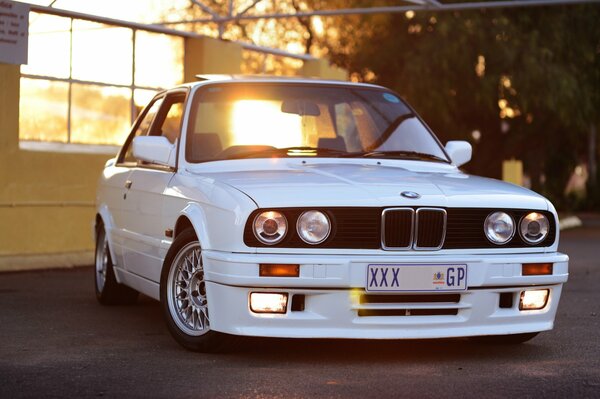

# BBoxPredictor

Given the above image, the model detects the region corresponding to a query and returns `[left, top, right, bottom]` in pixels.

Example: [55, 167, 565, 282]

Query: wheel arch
[95, 204, 118, 266]
[175, 203, 212, 249]
[174, 216, 194, 239]
[161, 205, 211, 288]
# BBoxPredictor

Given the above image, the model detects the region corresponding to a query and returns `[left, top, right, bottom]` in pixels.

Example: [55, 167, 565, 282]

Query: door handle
[125, 180, 132, 189]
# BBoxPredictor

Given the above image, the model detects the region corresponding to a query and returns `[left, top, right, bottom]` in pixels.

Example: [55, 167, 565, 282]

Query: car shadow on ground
[228, 336, 545, 364]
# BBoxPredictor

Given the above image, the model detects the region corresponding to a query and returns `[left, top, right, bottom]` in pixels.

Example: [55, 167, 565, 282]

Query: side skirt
[113, 266, 160, 300]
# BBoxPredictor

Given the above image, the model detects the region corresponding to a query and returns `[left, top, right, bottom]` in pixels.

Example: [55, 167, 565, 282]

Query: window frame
[116, 91, 166, 166]
[116, 87, 190, 171]
[147, 91, 188, 143]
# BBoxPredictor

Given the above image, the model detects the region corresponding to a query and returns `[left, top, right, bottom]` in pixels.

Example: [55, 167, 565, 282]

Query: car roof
[172, 74, 386, 91]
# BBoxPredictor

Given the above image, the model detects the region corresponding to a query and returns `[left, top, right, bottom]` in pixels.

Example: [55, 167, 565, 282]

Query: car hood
[187, 159, 549, 210]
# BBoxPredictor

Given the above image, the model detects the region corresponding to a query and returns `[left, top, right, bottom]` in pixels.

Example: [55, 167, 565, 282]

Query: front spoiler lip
[205, 282, 564, 339]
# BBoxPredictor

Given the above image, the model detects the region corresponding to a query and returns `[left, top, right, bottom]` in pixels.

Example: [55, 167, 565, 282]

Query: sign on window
[0, 0, 29, 65]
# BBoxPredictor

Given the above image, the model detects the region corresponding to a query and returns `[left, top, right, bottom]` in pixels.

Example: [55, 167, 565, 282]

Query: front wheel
[160, 228, 236, 352]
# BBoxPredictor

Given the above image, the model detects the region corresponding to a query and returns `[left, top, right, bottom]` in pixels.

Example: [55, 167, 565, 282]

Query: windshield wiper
[237, 146, 350, 159]
[217, 145, 446, 162]
[345, 150, 448, 163]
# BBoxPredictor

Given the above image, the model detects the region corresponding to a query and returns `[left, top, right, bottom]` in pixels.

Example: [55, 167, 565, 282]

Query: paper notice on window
[0, 0, 29, 65]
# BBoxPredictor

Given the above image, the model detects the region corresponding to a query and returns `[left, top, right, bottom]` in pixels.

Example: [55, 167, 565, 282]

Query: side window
[120, 97, 164, 164]
[148, 93, 186, 144]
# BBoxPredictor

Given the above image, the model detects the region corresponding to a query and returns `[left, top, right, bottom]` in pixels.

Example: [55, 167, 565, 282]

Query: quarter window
[151, 97, 185, 144]
[120, 98, 163, 164]
[156, 98, 184, 144]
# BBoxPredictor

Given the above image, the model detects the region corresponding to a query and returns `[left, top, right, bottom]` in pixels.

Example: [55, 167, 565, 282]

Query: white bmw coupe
[95, 76, 568, 351]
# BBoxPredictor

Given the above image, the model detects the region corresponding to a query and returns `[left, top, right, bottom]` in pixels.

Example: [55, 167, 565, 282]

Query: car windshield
[185, 83, 449, 163]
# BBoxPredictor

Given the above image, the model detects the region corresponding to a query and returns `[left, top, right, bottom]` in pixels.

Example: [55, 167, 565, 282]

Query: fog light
[519, 289, 549, 310]
[250, 292, 288, 314]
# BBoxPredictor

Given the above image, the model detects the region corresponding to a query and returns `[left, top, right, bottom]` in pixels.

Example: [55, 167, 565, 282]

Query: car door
[121, 89, 188, 282]
[104, 95, 164, 269]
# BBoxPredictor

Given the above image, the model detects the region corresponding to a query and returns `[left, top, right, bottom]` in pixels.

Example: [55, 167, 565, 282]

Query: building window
[19, 12, 184, 147]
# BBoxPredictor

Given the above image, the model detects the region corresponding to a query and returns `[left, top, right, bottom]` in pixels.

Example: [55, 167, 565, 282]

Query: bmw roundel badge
[401, 191, 421, 199]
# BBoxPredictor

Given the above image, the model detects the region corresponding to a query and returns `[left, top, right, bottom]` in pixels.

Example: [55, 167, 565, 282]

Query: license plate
[366, 264, 467, 292]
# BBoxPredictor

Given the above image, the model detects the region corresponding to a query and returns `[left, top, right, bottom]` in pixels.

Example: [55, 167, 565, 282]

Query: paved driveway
[1, 221, 598, 398]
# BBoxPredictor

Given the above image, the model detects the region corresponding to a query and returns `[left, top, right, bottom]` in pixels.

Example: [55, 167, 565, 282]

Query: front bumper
[202, 251, 569, 339]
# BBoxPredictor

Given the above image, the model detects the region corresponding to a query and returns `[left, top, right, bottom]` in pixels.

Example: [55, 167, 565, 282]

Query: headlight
[520, 212, 549, 244]
[484, 211, 515, 244]
[296, 210, 331, 245]
[253, 211, 287, 245]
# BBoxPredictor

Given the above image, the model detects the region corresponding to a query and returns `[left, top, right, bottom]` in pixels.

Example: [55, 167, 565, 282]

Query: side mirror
[445, 140, 472, 167]
[133, 136, 176, 168]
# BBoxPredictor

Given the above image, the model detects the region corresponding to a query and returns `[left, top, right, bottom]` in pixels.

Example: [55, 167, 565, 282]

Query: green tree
[323, 4, 600, 209]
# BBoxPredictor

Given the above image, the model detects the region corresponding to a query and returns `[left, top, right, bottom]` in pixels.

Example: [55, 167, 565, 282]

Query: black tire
[160, 228, 237, 352]
[94, 223, 139, 305]
[470, 332, 540, 345]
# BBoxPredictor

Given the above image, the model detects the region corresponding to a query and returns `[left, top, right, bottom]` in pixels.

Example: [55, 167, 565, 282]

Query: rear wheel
[470, 332, 539, 344]
[95, 224, 138, 305]
[160, 228, 236, 352]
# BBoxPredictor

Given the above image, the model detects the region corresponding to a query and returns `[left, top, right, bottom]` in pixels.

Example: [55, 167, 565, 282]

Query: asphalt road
[1, 221, 599, 398]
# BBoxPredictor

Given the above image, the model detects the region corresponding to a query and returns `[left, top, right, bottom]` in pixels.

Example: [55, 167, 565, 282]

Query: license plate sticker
[366, 264, 467, 292]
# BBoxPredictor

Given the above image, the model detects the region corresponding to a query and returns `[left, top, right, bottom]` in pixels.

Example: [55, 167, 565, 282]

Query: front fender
[178, 203, 213, 249]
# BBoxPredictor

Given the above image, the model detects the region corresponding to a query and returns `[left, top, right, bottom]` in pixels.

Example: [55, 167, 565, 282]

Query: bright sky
[21, 0, 189, 23]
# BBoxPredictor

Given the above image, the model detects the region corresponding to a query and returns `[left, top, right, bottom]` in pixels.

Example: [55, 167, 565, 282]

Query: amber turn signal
[259, 264, 300, 277]
[522, 263, 553, 276]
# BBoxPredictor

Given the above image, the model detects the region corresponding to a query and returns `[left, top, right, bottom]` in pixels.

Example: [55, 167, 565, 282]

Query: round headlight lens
[296, 211, 331, 245]
[484, 211, 515, 244]
[253, 211, 287, 245]
[520, 212, 549, 244]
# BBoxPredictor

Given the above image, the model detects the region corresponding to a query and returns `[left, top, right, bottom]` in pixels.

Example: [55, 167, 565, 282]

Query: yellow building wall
[301, 58, 349, 81]
[184, 37, 243, 82]
[1, 39, 348, 271]
[0, 151, 108, 254]
[502, 159, 524, 186]
[1, 63, 109, 270]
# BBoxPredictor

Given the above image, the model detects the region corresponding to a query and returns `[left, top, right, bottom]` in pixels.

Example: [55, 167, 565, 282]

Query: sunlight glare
[475, 55, 486, 77]
[312, 16, 325, 36]
[501, 76, 512, 88]
[286, 42, 304, 54]
[231, 100, 303, 148]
